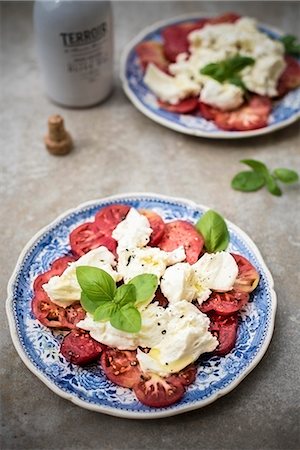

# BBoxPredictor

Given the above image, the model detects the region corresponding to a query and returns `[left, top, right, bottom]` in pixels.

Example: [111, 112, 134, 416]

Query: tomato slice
[168, 364, 197, 387]
[277, 56, 300, 96]
[33, 255, 76, 298]
[133, 373, 185, 407]
[135, 41, 169, 71]
[61, 329, 103, 366]
[199, 290, 249, 316]
[198, 101, 220, 120]
[32, 293, 85, 329]
[101, 348, 141, 388]
[158, 98, 199, 114]
[139, 209, 165, 246]
[206, 12, 240, 25]
[95, 204, 131, 237]
[209, 313, 239, 356]
[158, 220, 204, 264]
[69, 222, 117, 257]
[214, 95, 272, 131]
[232, 253, 260, 293]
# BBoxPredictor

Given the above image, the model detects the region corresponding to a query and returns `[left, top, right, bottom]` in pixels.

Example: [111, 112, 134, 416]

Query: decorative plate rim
[120, 12, 300, 139]
[6, 192, 277, 419]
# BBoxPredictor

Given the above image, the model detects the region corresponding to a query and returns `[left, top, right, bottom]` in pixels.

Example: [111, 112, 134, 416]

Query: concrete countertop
[1, 2, 299, 449]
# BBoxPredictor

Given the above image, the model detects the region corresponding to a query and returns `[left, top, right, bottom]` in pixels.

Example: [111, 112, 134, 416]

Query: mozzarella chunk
[137, 301, 218, 376]
[160, 262, 211, 304]
[200, 78, 244, 111]
[193, 251, 238, 292]
[43, 247, 120, 308]
[112, 207, 152, 252]
[117, 246, 186, 283]
[144, 63, 200, 104]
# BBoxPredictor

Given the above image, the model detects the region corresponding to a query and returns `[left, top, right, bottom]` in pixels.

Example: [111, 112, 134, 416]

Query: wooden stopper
[44, 115, 73, 155]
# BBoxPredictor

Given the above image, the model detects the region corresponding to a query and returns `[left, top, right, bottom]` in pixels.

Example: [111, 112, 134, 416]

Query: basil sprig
[196, 210, 229, 253]
[200, 55, 255, 90]
[280, 35, 300, 57]
[231, 159, 299, 196]
[76, 267, 158, 333]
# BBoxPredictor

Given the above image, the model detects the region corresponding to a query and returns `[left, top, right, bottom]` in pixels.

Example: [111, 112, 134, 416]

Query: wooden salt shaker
[44, 115, 73, 155]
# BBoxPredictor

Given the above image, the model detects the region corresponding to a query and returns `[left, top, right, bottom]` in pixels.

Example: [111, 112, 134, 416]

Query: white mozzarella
[193, 251, 238, 292]
[112, 207, 152, 252]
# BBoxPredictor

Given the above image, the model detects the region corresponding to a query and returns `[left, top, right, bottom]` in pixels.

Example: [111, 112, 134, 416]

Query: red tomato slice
[277, 56, 300, 96]
[162, 20, 207, 62]
[95, 204, 131, 237]
[101, 349, 141, 388]
[51, 255, 76, 270]
[69, 222, 117, 257]
[133, 373, 185, 407]
[209, 313, 239, 356]
[232, 253, 260, 293]
[135, 41, 169, 71]
[33, 255, 76, 297]
[158, 220, 204, 264]
[158, 98, 198, 114]
[206, 12, 241, 25]
[168, 364, 197, 387]
[60, 329, 103, 366]
[198, 101, 220, 120]
[199, 290, 249, 316]
[214, 95, 272, 131]
[32, 293, 85, 329]
[139, 209, 165, 246]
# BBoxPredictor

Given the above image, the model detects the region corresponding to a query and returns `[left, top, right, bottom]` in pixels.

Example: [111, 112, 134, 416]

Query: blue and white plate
[120, 14, 300, 139]
[6, 193, 276, 418]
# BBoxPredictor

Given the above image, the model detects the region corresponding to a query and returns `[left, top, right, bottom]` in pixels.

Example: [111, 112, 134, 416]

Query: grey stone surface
[1, 2, 300, 450]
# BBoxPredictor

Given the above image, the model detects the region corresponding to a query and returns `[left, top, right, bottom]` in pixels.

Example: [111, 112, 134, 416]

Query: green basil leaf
[196, 210, 230, 253]
[265, 174, 282, 196]
[228, 55, 255, 73]
[80, 292, 105, 314]
[273, 168, 299, 184]
[94, 302, 116, 322]
[128, 274, 159, 307]
[114, 284, 136, 307]
[240, 159, 269, 176]
[280, 35, 300, 57]
[228, 76, 247, 91]
[110, 305, 141, 333]
[231, 171, 265, 192]
[76, 266, 116, 303]
[200, 55, 255, 83]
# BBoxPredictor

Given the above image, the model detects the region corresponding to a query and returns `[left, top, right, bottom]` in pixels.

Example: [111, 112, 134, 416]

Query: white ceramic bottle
[34, 0, 113, 107]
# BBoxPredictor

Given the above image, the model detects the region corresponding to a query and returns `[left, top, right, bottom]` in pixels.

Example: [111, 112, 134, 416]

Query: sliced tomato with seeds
[214, 95, 272, 131]
[61, 329, 103, 366]
[33, 255, 76, 298]
[199, 290, 249, 316]
[232, 253, 260, 293]
[277, 56, 300, 96]
[69, 221, 117, 257]
[32, 293, 85, 329]
[198, 101, 220, 120]
[168, 364, 197, 387]
[209, 313, 239, 356]
[133, 373, 185, 407]
[158, 98, 199, 114]
[139, 209, 165, 246]
[101, 348, 141, 388]
[135, 41, 169, 71]
[158, 220, 204, 264]
[95, 204, 131, 237]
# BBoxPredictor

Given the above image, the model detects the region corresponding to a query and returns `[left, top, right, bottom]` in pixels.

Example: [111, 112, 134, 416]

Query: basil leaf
[280, 35, 300, 56]
[196, 210, 229, 253]
[228, 55, 255, 72]
[128, 274, 158, 307]
[265, 175, 282, 196]
[240, 159, 269, 176]
[228, 76, 247, 91]
[200, 55, 255, 83]
[80, 292, 105, 314]
[114, 284, 136, 307]
[231, 171, 265, 192]
[273, 168, 299, 184]
[110, 305, 141, 333]
[94, 302, 116, 322]
[76, 266, 116, 302]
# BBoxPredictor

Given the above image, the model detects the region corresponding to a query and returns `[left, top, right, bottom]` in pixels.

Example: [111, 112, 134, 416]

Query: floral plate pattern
[6, 193, 276, 418]
[120, 14, 300, 139]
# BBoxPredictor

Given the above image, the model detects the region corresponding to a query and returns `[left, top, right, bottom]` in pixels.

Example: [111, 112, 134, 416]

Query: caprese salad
[135, 13, 300, 131]
[32, 204, 259, 408]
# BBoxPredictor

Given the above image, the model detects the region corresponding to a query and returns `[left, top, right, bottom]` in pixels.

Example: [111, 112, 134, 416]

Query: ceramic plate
[120, 14, 300, 139]
[6, 193, 276, 418]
